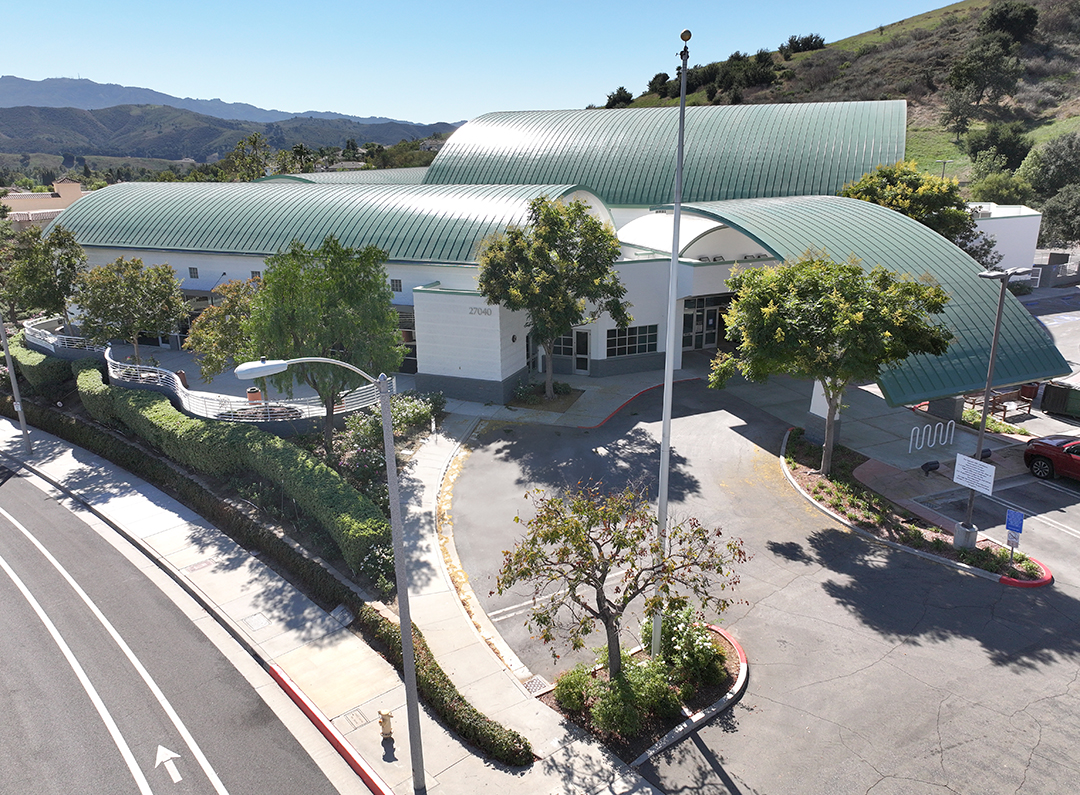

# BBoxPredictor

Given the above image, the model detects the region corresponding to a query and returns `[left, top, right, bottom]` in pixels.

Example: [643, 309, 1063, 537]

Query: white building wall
[970, 203, 1042, 271]
[413, 286, 506, 381]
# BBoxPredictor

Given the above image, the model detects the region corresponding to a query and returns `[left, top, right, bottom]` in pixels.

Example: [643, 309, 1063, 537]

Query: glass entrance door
[574, 330, 590, 374]
[682, 296, 724, 350]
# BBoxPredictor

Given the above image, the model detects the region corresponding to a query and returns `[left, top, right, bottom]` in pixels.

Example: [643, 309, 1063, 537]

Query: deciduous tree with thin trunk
[478, 196, 630, 400]
[495, 483, 746, 680]
[709, 254, 953, 476]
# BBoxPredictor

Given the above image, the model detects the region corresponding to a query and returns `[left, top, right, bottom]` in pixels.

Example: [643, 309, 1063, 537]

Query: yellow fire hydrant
[378, 710, 393, 738]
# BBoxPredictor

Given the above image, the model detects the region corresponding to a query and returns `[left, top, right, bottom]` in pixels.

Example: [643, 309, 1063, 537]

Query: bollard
[378, 710, 393, 738]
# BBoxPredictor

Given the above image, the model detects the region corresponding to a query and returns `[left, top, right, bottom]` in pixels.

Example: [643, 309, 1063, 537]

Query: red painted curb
[577, 377, 701, 429]
[267, 663, 394, 795]
[1000, 557, 1053, 588]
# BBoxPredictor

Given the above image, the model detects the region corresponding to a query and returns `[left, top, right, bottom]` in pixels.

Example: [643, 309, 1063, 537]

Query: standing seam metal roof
[669, 195, 1068, 406]
[424, 102, 906, 206]
[50, 182, 588, 263]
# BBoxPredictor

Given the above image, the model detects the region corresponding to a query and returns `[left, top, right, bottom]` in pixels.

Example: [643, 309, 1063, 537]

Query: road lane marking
[155, 746, 183, 783]
[983, 494, 1080, 541]
[0, 505, 231, 795]
[0, 549, 154, 795]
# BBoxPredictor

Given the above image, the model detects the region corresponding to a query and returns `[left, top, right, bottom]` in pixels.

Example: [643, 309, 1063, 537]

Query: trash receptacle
[247, 386, 262, 403]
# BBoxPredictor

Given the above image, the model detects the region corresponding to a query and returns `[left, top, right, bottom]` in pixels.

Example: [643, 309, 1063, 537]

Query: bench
[964, 388, 1033, 422]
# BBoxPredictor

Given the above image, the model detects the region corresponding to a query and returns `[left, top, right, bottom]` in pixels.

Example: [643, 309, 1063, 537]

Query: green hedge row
[0, 393, 533, 766]
[10, 332, 72, 399]
[72, 363, 389, 575]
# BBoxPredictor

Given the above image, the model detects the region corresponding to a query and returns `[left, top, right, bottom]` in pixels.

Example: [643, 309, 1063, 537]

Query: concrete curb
[778, 428, 1054, 588]
[630, 625, 748, 768]
[268, 663, 394, 795]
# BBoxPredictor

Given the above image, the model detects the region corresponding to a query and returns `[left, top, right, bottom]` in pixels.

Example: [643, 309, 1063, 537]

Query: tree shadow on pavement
[803, 527, 1080, 670]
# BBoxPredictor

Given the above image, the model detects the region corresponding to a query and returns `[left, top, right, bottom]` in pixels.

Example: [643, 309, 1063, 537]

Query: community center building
[49, 100, 1068, 405]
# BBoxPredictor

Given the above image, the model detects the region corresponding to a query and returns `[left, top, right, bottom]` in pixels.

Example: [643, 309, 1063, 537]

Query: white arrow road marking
[0, 505, 231, 794]
[155, 746, 183, 783]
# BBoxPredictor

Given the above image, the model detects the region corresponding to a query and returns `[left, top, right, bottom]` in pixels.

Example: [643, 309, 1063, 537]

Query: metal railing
[23, 316, 108, 354]
[104, 347, 392, 423]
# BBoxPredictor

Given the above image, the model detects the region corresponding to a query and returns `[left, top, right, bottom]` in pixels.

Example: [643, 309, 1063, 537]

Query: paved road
[451, 380, 1080, 794]
[0, 466, 349, 795]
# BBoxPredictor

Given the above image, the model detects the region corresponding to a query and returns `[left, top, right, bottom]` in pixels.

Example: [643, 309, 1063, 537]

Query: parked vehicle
[1024, 435, 1080, 480]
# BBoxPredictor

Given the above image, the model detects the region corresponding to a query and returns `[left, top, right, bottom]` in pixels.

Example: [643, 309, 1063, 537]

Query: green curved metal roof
[424, 102, 906, 206]
[673, 195, 1068, 406]
[255, 167, 429, 184]
[52, 181, 586, 263]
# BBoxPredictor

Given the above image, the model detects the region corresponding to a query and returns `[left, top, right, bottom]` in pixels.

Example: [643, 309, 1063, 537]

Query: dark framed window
[390, 278, 402, 292]
[552, 334, 574, 356]
[188, 267, 199, 279]
[607, 325, 658, 357]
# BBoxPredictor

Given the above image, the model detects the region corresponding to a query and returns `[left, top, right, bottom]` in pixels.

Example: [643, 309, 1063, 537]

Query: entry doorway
[573, 330, 590, 374]
[682, 296, 726, 351]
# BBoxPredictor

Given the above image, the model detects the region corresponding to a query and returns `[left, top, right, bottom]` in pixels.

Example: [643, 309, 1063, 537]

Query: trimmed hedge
[10, 331, 72, 399]
[0, 393, 533, 766]
[71, 363, 389, 574]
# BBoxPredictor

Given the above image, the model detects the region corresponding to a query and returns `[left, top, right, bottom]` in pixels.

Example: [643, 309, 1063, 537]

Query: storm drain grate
[523, 675, 550, 695]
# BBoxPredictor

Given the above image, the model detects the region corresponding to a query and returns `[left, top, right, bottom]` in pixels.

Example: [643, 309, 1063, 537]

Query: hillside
[0, 76, 422, 126]
[0, 104, 459, 162]
[615, 0, 1080, 180]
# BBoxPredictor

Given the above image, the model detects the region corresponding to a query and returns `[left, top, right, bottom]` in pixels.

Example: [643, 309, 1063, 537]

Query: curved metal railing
[23, 316, 108, 354]
[105, 347, 391, 423]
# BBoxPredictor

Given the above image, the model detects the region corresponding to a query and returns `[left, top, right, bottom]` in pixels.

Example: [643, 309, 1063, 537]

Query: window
[390, 278, 402, 292]
[552, 334, 574, 356]
[188, 267, 199, 279]
[250, 270, 261, 279]
[606, 325, 658, 357]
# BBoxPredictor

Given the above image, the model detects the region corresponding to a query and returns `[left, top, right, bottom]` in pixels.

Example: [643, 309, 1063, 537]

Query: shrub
[623, 657, 682, 718]
[9, 332, 71, 400]
[553, 664, 594, 712]
[553, 381, 572, 396]
[72, 358, 116, 425]
[590, 675, 642, 738]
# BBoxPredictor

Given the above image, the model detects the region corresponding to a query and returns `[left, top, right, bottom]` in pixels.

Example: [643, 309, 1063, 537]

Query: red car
[1024, 435, 1080, 480]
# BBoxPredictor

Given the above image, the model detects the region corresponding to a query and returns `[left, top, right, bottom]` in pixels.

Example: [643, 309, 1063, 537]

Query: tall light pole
[653, 28, 691, 658]
[935, 159, 954, 179]
[958, 267, 1030, 543]
[234, 356, 425, 795]
[0, 309, 32, 454]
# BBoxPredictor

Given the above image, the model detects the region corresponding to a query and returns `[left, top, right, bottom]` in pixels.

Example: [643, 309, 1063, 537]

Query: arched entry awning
[655, 195, 1068, 407]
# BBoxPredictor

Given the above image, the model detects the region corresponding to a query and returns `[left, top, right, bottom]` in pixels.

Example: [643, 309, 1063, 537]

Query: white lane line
[0, 549, 154, 795]
[0, 505, 231, 795]
[984, 494, 1080, 541]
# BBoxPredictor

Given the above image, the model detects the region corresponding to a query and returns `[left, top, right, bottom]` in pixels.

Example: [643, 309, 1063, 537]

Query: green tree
[647, 72, 670, 97]
[605, 87, 633, 109]
[73, 257, 188, 364]
[940, 85, 980, 141]
[9, 224, 86, 327]
[477, 196, 630, 400]
[965, 121, 1032, 170]
[948, 31, 1023, 107]
[225, 133, 271, 181]
[1038, 183, 1080, 248]
[841, 160, 1001, 269]
[969, 171, 1034, 205]
[291, 143, 316, 173]
[182, 277, 260, 381]
[709, 255, 953, 475]
[246, 236, 406, 456]
[495, 483, 746, 680]
[979, 1, 1039, 40]
[1017, 132, 1080, 201]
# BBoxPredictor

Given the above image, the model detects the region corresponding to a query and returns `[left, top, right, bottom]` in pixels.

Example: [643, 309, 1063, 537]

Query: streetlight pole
[935, 159, 954, 180]
[0, 309, 32, 454]
[653, 28, 691, 658]
[234, 356, 425, 795]
[959, 267, 1030, 543]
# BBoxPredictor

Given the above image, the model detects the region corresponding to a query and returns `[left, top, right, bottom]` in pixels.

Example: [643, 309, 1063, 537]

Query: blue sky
[10, 0, 949, 124]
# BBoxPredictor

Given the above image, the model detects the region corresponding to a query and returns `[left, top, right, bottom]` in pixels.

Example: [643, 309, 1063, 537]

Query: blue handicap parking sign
[1006, 509, 1024, 533]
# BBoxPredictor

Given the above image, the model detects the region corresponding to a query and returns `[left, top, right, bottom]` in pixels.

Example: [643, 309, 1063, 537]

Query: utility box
[1040, 382, 1080, 417]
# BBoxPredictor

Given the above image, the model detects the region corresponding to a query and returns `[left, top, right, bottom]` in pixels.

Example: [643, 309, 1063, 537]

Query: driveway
[449, 380, 1080, 794]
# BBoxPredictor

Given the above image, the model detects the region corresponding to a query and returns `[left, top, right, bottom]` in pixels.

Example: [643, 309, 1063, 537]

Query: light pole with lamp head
[957, 267, 1030, 547]
[653, 28, 691, 658]
[234, 356, 426, 795]
[935, 159, 954, 179]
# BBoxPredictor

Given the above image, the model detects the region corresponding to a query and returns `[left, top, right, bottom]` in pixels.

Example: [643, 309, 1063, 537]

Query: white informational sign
[1007, 530, 1022, 548]
[809, 381, 829, 418]
[953, 453, 996, 496]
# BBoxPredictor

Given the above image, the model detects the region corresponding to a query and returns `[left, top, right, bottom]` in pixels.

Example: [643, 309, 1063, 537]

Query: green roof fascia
[668, 195, 1068, 406]
[50, 182, 587, 265]
[413, 281, 480, 297]
[424, 102, 906, 206]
